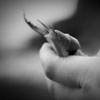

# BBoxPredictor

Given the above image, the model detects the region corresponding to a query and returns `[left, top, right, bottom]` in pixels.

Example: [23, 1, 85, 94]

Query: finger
[52, 56, 100, 89]
[52, 56, 83, 88]
[44, 54, 98, 89]
[40, 42, 86, 88]
[39, 43, 58, 70]
[40, 43, 100, 89]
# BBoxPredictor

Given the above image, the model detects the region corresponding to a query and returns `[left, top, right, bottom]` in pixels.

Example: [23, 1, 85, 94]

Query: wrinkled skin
[40, 43, 100, 100]
[24, 14, 100, 100]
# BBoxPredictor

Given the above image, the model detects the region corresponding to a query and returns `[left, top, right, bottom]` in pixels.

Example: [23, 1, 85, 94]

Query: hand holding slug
[24, 14, 100, 100]
[39, 43, 100, 100]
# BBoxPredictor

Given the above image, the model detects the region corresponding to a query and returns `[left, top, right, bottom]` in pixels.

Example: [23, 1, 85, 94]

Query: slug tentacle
[24, 13, 47, 36]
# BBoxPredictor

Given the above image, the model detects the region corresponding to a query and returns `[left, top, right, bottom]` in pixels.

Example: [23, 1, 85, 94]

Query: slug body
[24, 14, 81, 57]
[44, 29, 80, 57]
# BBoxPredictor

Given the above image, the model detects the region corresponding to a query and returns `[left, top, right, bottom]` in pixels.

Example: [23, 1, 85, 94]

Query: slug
[24, 13, 81, 57]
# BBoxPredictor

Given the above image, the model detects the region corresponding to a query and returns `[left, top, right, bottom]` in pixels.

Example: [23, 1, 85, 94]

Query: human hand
[40, 43, 100, 100]
[24, 17, 100, 99]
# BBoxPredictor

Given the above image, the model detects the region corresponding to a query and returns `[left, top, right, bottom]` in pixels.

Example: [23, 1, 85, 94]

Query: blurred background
[0, 0, 100, 100]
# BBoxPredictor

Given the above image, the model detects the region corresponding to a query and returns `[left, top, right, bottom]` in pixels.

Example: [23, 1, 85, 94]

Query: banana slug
[24, 13, 81, 57]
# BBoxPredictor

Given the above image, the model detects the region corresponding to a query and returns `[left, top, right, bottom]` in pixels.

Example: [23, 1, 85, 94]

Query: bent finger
[39, 43, 58, 70]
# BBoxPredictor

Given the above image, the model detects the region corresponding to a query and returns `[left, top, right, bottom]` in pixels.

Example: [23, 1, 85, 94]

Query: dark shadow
[0, 78, 56, 100]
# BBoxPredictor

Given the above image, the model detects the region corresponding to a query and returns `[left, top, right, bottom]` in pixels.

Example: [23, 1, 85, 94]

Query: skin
[24, 13, 100, 99]
[39, 43, 100, 100]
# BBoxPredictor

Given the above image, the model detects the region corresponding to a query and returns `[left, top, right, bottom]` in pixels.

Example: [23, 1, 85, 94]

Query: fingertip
[39, 43, 57, 65]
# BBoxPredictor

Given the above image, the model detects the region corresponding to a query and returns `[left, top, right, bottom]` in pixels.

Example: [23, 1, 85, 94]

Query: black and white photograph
[1, 0, 100, 100]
